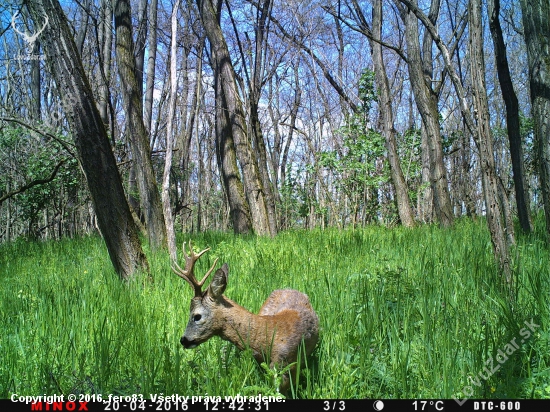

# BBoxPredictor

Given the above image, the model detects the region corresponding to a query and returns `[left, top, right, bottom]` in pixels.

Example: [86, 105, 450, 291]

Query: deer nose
[181, 336, 197, 349]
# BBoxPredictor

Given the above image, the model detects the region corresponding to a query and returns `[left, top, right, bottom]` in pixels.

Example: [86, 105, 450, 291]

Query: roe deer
[172, 241, 319, 395]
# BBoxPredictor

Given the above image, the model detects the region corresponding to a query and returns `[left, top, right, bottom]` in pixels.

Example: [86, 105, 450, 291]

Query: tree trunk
[30, 41, 41, 121]
[248, 0, 278, 236]
[114, 0, 167, 250]
[176, 32, 204, 217]
[488, 0, 532, 233]
[372, 0, 415, 227]
[397, 0, 513, 282]
[144, 0, 158, 134]
[250, 100, 278, 235]
[214, 66, 253, 234]
[469, 0, 511, 280]
[162, 0, 180, 262]
[398, 0, 454, 227]
[134, 0, 148, 102]
[25, 0, 149, 279]
[191, 39, 206, 232]
[96, 0, 114, 139]
[197, 0, 271, 235]
[418, 127, 434, 223]
[280, 64, 301, 193]
[519, 0, 550, 236]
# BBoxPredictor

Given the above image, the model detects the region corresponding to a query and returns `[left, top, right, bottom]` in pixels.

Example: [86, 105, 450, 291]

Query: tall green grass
[1, 218, 549, 399]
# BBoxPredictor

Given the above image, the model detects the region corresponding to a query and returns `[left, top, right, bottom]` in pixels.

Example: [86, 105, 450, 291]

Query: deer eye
[193, 314, 202, 322]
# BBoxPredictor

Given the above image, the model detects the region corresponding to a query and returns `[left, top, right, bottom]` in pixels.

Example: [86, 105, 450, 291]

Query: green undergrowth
[1, 218, 549, 399]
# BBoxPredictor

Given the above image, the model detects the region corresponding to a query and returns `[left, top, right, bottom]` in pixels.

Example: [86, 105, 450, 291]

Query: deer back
[258, 289, 319, 361]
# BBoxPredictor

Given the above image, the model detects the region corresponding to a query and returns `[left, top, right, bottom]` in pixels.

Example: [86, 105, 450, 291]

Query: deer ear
[208, 263, 228, 299]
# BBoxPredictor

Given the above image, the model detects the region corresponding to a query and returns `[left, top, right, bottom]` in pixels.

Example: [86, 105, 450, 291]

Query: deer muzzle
[180, 336, 198, 349]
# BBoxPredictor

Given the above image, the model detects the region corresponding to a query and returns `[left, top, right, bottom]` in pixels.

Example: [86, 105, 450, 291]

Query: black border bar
[2, 399, 549, 412]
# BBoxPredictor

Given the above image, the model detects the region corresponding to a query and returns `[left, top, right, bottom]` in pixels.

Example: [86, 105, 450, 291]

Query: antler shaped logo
[11, 11, 49, 54]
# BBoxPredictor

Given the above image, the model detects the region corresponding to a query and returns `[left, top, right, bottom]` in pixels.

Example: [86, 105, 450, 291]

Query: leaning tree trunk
[201, 3, 252, 234]
[346, 0, 415, 227]
[114, 0, 167, 250]
[519, 0, 550, 236]
[25, 0, 149, 280]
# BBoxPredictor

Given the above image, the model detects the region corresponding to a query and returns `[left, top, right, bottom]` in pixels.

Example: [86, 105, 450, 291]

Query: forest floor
[1, 217, 549, 399]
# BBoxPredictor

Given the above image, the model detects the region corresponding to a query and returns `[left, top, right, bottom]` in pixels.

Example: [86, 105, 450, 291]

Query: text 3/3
[324, 401, 345, 411]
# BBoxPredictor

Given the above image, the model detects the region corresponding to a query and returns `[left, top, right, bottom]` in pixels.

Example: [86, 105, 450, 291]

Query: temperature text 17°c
[413, 400, 444, 411]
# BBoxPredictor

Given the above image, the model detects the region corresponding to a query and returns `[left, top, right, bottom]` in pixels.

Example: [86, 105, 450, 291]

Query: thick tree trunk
[488, 0, 532, 233]
[197, 0, 271, 235]
[519, 0, 550, 236]
[114, 0, 167, 250]
[215, 68, 253, 234]
[25, 0, 149, 279]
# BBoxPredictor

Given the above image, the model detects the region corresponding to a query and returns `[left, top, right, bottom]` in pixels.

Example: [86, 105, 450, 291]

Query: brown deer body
[173, 242, 319, 395]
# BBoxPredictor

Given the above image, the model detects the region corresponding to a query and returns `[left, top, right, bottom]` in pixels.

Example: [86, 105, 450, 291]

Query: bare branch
[396, 0, 477, 137]
[263, 7, 359, 113]
[321, 3, 408, 63]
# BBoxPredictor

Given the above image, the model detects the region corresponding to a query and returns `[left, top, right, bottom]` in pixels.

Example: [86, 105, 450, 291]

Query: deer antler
[172, 240, 218, 297]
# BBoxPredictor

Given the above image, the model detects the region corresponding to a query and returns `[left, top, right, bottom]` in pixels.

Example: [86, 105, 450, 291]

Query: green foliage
[278, 164, 328, 228]
[318, 126, 387, 194]
[0, 126, 81, 238]
[398, 127, 423, 206]
[357, 69, 377, 114]
[519, 114, 537, 176]
[1, 219, 549, 399]
[317, 69, 389, 225]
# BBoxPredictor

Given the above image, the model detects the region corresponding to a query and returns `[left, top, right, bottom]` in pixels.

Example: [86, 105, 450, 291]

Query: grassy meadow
[0, 218, 549, 399]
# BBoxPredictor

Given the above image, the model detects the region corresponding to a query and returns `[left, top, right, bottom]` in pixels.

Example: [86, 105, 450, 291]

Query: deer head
[172, 241, 226, 348]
